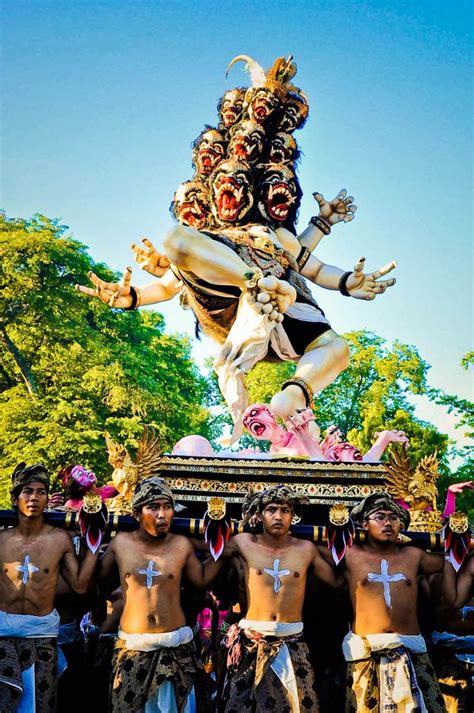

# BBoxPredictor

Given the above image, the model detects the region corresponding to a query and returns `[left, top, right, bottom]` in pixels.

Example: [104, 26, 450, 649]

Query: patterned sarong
[110, 629, 212, 712]
[343, 631, 445, 712]
[221, 621, 318, 712]
[0, 637, 58, 712]
[0, 610, 59, 713]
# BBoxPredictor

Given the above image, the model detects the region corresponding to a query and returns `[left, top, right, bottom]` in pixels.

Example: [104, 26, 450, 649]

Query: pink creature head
[172, 435, 215, 457]
[69, 465, 97, 489]
[324, 442, 363, 463]
[242, 404, 280, 440]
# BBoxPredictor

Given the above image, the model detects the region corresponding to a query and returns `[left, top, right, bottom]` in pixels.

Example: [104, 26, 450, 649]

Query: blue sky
[2, 1, 472, 448]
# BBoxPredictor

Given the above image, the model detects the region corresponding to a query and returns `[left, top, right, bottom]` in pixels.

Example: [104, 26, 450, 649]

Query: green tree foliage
[0, 213, 214, 506]
[427, 352, 474, 517]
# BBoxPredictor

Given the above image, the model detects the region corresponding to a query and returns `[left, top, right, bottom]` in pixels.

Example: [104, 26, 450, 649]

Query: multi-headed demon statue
[78, 55, 397, 442]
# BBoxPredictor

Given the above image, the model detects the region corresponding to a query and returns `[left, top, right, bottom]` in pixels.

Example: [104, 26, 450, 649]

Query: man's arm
[442, 556, 474, 607]
[183, 534, 243, 588]
[419, 549, 444, 575]
[311, 544, 345, 587]
[59, 535, 100, 594]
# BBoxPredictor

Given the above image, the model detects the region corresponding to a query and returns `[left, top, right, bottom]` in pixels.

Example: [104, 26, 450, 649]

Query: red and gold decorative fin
[327, 504, 355, 566]
[203, 497, 231, 561]
[443, 512, 471, 572]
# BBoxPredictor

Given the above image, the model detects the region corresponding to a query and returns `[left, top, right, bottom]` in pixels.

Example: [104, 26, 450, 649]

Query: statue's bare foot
[252, 275, 296, 322]
[270, 385, 307, 420]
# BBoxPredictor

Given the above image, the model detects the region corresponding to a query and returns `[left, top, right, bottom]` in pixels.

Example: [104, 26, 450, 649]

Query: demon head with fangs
[256, 163, 301, 230]
[275, 91, 309, 132]
[171, 179, 211, 230]
[192, 127, 227, 177]
[218, 88, 246, 129]
[268, 132, 298, 164]
[244, 86, 281, 126]
[228, 120, 266, 165]
[210, 159, 254, 225]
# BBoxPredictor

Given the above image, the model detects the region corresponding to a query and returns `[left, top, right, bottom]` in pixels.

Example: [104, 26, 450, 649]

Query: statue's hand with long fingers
[130, 238, 171, 277]
[75, 266, 135, 308]
[313, 188, 357, 226]
[344, 257, 397, 300]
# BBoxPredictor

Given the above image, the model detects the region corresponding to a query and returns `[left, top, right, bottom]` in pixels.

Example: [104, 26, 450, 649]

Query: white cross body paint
[263, 558, 291, 593]
[367, 558, 407, 609]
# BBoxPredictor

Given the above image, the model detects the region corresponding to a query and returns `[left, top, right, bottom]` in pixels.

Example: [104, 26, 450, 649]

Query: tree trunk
[0, 326, 38, 395]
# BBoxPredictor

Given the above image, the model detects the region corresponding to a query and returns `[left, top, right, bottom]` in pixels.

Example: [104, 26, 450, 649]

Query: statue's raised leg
[270, 336, 350, 419]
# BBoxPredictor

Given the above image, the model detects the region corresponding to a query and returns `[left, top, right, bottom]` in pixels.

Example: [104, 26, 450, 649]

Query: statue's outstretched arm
[362, 430, 409, 462]
[301, 254, 397, 300]
[75, 266, 181, 309]
[298, 189, 357, 253]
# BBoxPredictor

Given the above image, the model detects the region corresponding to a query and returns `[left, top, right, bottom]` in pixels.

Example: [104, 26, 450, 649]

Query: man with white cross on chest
[342, 493, 447, 712]
[0, 463, 99, 713]
[219, 484, 343, 712]
[97, 475, 219, 712]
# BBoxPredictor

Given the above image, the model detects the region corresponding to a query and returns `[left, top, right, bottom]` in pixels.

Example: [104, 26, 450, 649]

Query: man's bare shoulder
[167, 533, 194, 552]
[46, 525, 73, 550]
[400, 545, 423, 560]
[0, 527, 15, 544]
[108, 531, 136, 551]
[232, 532, 259, 547]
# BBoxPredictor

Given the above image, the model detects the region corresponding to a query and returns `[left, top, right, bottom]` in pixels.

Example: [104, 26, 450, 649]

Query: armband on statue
[309, 215, 331, 235]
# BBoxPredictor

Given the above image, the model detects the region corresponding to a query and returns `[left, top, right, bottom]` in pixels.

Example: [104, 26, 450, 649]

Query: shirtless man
[342, 493, 446, 712]
[219, 484, 343, 712]
[426, 555, 474, 713]
[0, 462, 99, 713]
[97, 475, 218, 712]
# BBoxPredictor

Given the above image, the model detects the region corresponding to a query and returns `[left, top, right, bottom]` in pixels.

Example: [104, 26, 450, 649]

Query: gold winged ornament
[384, 444, 442, 532]
[106, 426, 163, 514]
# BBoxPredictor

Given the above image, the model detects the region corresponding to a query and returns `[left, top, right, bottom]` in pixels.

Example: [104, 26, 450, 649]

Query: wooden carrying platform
[150, 455, 387, 519]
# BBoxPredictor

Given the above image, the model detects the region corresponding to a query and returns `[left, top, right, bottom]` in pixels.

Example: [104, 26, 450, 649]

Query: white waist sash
[238, 619, 303, 637]
[118, 625, 194, 652]
[0, 609, 60, 638]
[343, 630, 427, 661]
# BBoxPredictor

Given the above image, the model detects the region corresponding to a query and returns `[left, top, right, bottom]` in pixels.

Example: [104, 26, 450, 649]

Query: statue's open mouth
[248, 421, 266, 437]
[270, 147, 287, 163]
[198, 149, 222, 174]
[252, 100, 272, 122]
[263, 182, 293, 221]
[223, 109, 240, 125]
[179, 201, 207, 229]
[215, 178, 246, 221]
[232, 138, 258, 161]
[279, 108, 298, 132]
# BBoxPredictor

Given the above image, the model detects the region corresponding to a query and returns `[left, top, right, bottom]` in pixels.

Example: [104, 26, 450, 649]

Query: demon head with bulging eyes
[268, 132, 298, 164]
[192, 127, 227, 177]
[218, 88, 246, 129]
[256, 163, 301, 230]
[275, 91, 309, 132]
[171, 179, 211, 230]
[244, 87, 281, 125]
[210, 159, 254, 225]
[229, 120, 266, 165]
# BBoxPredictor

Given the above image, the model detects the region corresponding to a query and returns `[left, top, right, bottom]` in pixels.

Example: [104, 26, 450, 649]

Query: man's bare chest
[1, 542, 60, 586]
[245, 549, 308, 593]
[119, 550, 185, 590]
